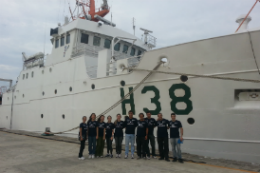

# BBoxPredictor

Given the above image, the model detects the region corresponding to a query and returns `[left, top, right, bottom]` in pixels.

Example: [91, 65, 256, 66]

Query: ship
[0, 0, 260, 164]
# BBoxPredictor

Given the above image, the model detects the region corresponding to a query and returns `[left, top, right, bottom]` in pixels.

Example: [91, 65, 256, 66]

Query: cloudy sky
[0, 0, 260, 88]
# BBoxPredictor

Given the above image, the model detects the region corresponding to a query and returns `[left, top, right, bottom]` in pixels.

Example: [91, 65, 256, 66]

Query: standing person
[136, 113, 148, 160]
[156, 113, 170, 162]
[87, 113, 98, 159]
[124, 110, 138, 159]
[169, 113, 184, 163]
[144, 111, 157, 159]
[95, 115, 106, 158]
[114, 114, 125, 158]
[105, 115, 115, 158]
[78, 116, 88, 160]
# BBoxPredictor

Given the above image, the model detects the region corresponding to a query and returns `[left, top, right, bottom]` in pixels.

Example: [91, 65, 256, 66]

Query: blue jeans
[125, 134, 135, 155]
[170, 138, 182, 159]
[88, 136, 96, 155]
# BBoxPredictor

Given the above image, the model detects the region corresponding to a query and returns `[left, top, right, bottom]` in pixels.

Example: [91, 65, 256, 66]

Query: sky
[0, 0, 260, 88]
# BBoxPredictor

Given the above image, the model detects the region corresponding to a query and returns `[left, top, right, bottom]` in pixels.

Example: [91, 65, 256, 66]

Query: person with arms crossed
[144, 111, 157, 159]
[87, 113, 98, 159]
[114, 114, 125, 158]
[105, 115, 115, 158]
[156, 113, 170, 162]
[136, 113, 149, 159]
[124, 110, 138, 159]
[78, 116, 87, 160]
[169, 113, 184, 163]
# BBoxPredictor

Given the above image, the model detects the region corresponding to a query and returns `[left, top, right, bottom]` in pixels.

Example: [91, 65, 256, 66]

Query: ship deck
[0, 130, 259, 173]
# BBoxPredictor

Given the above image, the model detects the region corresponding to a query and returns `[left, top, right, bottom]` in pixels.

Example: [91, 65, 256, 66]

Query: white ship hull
[1, 21, 259, 163]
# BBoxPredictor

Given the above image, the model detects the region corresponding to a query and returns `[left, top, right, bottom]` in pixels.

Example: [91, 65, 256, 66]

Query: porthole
[42, 92, 45, 96]
[187, 118, 195, 125]
[42, 70, 44, 74]
[120, 80, 125, 86]
[62, 114, 65, 119]
[41, 114, 43, 118]
[91, 84, 95, 89]
[49, 68, 52, 72]
[69, 87, 72, 92]
[180, 75, 188, 82]
[22, 94, 24, 98]
[55, 89, 57, 94]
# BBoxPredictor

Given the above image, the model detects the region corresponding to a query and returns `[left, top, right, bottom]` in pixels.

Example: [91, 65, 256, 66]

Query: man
[156, 113, 170, 162]
[136, 113, 148, 160]
[124, 110, 138, 159]
[144, 111, 157, 159]
[169, 113, 184, 163]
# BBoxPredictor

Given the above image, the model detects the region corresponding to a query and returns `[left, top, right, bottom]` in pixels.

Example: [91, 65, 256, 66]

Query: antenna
[111, 12, 112, 26]
[133, 18, 136, 36]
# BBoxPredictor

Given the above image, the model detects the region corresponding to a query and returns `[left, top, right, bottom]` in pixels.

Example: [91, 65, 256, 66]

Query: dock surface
[0, 131, 259, 173]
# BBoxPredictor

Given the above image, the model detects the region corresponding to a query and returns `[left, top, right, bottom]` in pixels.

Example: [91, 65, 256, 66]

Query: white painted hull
[1, 30, 260, 164]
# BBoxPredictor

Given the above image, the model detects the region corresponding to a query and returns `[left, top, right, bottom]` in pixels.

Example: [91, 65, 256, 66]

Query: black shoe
[159, 157, 164, 160]
[172, 158, 177, 162]
[178, 159, 184, 163]
[105, 154, 110, 157]
[110, 154, 113, 158]
[165, 158, 170, 162]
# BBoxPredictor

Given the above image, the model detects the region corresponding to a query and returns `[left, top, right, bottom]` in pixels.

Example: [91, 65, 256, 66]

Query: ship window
[114, 43, 120, 51]
[22, 94, 24, 98]
[66, 34, 70, 44]
[26, 73, 28, 79]
[187, 118, 195, 125]
[41, 114, 43, 118]
[81, 33, 89, 44]
[62, 114, 65, 119]
[23, 74, 25, 79]
[123, 45, 129, 54]
[93, 36, 101, 46]
[31, 71, 34, 78]
[130, 48, 136, 56]
[55, 39, 59, 48]
[42, 92, 45, 96]
[104, 39, 111, 49]
[120, 80, 125, 86]
[69, 87, 72, 92]
[137, 50, 142, 59]
[55, 89, 57, 94]
[60, 36, 65, 46]
[180, 75, 188, 82]
[91, 84, 95, 89]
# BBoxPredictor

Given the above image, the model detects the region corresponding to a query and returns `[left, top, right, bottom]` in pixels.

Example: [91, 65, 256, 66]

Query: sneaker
[89, 155, 92, 159]
[165, 158, 170, 162]
[119, 154, 121, 158]
[125, 154, 128, 159]
[178, 159, 184, 163]
[172, 158, 177, 162]
[159, 157, 164, 160]
[131, 154, 134, 159]
[152, 156, 157, 159]
[106, 154, 110, 157]
[116, 154, 119, 158]
[110, 154, 113, 158]
[100, 156, 103, 158]
[91, 155, 95, 159]
[78, 157, 85, 160]
[137, 156, 141, 160]
[147, 156, 150, 160]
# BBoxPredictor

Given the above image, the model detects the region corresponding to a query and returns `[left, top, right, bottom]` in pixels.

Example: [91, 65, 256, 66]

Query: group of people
[78, 110, 184, 163]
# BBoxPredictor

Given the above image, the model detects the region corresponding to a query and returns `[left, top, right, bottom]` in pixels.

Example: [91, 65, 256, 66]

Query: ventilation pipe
[236, 14, 252, 32]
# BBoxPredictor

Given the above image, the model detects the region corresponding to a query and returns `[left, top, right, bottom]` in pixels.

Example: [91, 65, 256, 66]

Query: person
[136, 113, 148, 160]
[144, 111, 157, 159]
[156, 113, 170, 162]
[87, 113, 98, 159]
[114, 114, 125, 158]
[169, 113, 184, 163]
[78, 116, 88, 160]
[95, 115, 106, 158]
[105, 115, 115, 158]
[124, 110, 138, 159]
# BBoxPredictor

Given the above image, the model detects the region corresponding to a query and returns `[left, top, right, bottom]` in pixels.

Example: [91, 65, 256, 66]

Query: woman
[105, 115, 115, 158]
[95, 115, 106, 158]
[114, 114, 125, 158]
[78, 116, 87, 160]
[136, 113, 148, 159]
[87, 113, 98, 159]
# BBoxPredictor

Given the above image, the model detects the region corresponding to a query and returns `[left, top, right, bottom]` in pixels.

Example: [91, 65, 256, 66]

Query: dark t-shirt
[155, 119, 169, 138]
[125, 117, 138, 134]
[136, 120, 148, 137]
[144, 117, 156, 135]
[79, 123, 88, 138]
[114, 121, 125, 137]
[98, 122, 106, 137]
[169, 120, 182, 138]
[105, 123, 115, 138]
[87, 121, 98, 137]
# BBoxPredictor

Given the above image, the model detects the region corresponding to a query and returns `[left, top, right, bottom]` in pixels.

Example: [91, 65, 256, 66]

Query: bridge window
[130, 48, 136, 56]
[123, 45, 129, 54]
[60, 36, 65, 46]
[81, 33, 89, 44]
[31, 71, 34, 78]
[66, 34, 70, 44]
[93, 36, 101, 46]
[104, 39, 111, 49]
[55, 39, 59, 48]
[114, 43, 120, 51]
[137, 50, 142, 59]
[26, 73, 28, 79]
[23, 74, 25, 79]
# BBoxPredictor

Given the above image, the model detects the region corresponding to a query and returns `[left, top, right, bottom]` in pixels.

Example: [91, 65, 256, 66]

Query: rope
[124, 67, 260, 83]
[248, 32, 260, 76]
[49, 61, 163, 134]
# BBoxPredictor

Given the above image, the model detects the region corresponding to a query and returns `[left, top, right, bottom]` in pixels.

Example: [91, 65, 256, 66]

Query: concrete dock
[0, 131, 259, 173]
